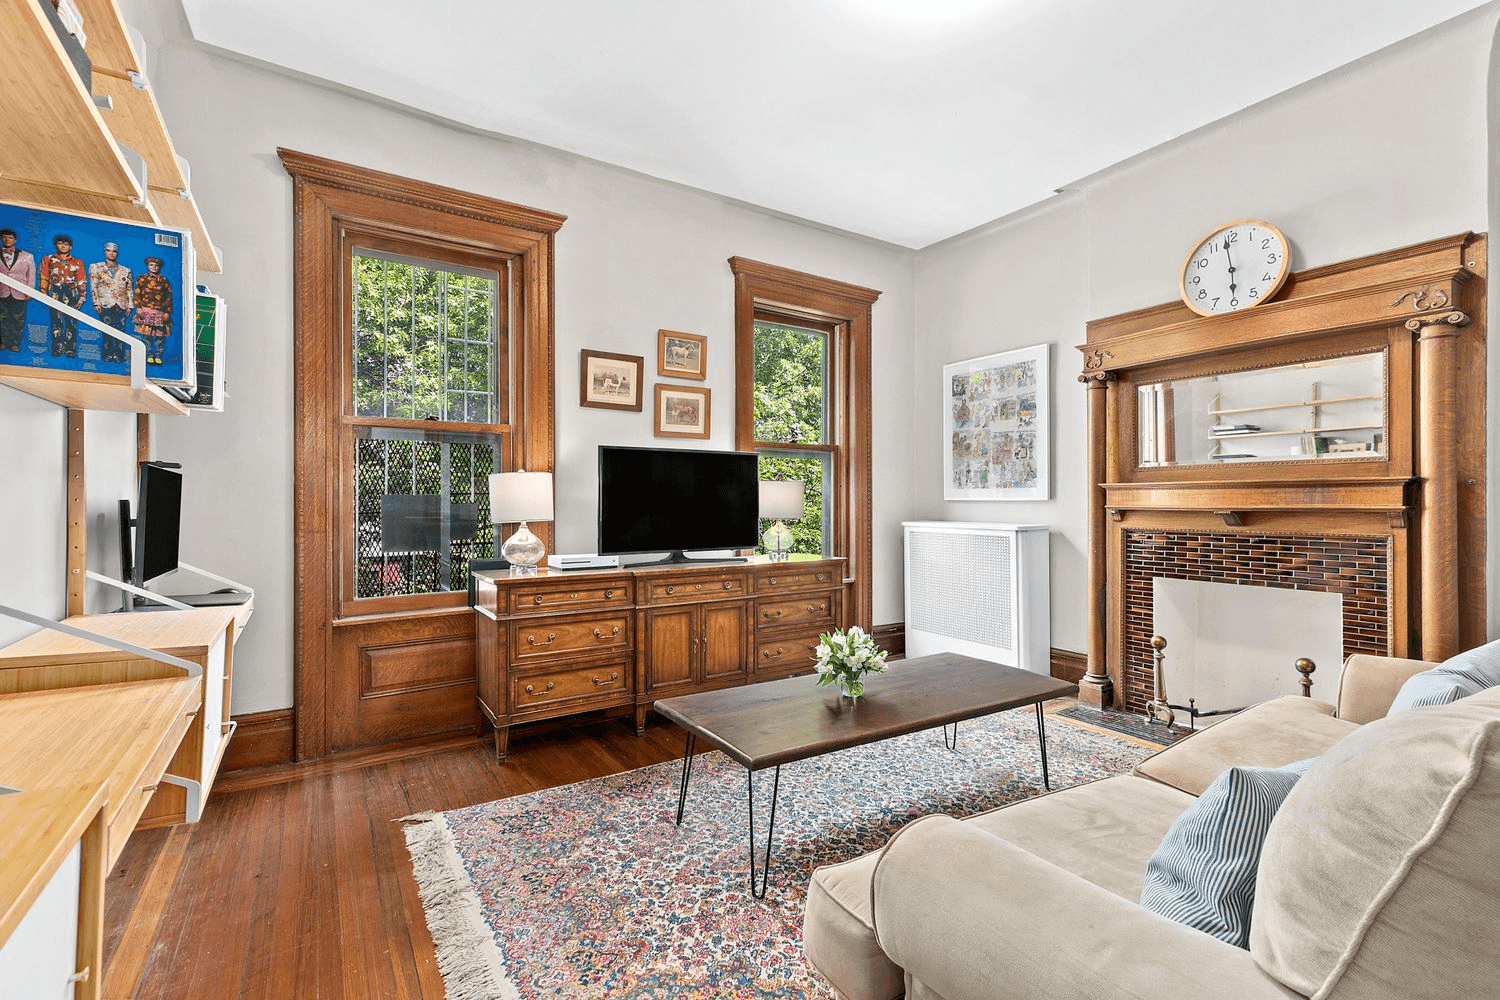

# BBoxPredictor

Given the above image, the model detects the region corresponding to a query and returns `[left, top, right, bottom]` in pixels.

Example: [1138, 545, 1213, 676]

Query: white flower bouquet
[813, 625, 889, 700]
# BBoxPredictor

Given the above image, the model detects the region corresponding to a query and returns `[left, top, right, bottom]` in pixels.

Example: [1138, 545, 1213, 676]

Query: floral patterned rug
[402, 709, 1153, 1000]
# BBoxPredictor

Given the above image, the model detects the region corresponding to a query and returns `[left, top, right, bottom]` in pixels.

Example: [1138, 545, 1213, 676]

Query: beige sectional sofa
[803, 653, 1500, 1000]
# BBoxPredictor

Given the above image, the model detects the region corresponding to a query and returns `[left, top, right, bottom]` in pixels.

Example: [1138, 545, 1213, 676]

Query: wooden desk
[0, 679, 201, 998]
[0, 608, 238, 828]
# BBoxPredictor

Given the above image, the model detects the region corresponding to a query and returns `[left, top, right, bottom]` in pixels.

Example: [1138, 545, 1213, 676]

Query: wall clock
[1179, 219, 1290, 317]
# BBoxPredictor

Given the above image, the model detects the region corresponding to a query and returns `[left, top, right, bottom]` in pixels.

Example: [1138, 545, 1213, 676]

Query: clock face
[1179, 220, 1290, 317]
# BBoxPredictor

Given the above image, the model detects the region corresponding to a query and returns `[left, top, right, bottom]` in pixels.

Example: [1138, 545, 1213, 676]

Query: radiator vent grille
[908, 529, 1014, 650]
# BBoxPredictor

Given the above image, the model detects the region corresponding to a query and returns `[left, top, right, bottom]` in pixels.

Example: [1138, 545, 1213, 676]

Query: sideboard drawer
[112, 701, 197, 863]
[757, 566, 839, 594]
[754, 630, 823, 678]
[644, 573, 748, 605]
[510, 659, 632, 713]
[509, 612, 631, 662]
[754, 594, 836, 630]
[508, 578, 633, 615]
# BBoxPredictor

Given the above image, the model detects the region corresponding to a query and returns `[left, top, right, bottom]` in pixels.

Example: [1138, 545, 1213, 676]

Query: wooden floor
[102, 715, 688, 1000]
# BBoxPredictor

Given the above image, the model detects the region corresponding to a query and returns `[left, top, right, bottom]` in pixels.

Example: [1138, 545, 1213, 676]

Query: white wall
[914, 6, 1499, 655]
[120, 3, 917, 713]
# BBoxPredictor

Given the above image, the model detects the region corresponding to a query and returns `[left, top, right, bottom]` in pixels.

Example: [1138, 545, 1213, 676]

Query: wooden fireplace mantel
[1075, 233, 1486, 712]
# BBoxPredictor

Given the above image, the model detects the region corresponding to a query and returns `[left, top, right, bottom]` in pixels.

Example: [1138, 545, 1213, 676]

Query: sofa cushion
[1388, 638, 1500, 714]
[1250, 687, 1500, 999]
[804, 848, 904, 1000]
[1139, 758, 1313, 948]
[1134, 695, 1356, 797]
[968, 773, 1195, 900]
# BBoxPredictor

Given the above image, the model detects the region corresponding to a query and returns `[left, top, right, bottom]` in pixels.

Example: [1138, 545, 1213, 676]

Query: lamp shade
[759, 479, 805, 520]
[489, 470, 553, 523]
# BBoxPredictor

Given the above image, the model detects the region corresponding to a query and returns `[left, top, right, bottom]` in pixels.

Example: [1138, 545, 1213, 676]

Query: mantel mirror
[1136, 350, 1386, 468]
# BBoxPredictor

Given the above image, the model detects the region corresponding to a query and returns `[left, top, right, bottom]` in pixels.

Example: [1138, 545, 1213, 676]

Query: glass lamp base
[763, 520, 793, 561]
[501, 522, 545, 575]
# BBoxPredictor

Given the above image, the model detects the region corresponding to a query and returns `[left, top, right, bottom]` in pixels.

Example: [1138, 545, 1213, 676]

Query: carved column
[1079, 365, 1117, 709]
[1408, 311, 1468, 661]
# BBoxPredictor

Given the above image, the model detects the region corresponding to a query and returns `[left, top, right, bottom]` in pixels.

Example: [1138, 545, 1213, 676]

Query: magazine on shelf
[0, 201, 195, 390]
[183, 291, 226, 411]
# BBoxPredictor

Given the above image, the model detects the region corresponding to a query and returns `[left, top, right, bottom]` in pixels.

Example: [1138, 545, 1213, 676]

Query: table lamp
[759, 479, 804, 562]
[489, 470, 553, 575]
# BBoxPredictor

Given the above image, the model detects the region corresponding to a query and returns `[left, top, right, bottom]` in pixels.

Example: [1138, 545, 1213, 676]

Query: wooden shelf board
[94, 75, 189, 193]
[0, 783, 106, 952]
[0, 3, 144, 212]
[75, 0, 142, 78]
[0, 365, 188, 416]
[149, 187, 223, 273]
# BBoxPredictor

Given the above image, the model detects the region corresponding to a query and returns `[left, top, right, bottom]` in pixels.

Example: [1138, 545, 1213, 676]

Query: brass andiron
[1296, 657, 1316, 697]
[1144, 635, 1175, 727]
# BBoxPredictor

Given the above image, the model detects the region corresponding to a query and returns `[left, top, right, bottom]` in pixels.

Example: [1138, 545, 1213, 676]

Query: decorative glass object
[813, 626, 889, 701]
[489, 470, 553, 575]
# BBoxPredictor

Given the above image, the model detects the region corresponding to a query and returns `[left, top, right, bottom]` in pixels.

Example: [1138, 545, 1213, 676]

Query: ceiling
[179, 0, 1491, 249]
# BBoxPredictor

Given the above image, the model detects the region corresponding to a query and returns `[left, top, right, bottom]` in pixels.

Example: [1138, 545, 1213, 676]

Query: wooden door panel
[701, 601, 749, 683]
[644, 607, 695, 694]
[328, 611, 478, 751]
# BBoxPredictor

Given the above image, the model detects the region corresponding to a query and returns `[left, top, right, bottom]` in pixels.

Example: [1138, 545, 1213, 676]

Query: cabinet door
[643, 606, 696, 695]
[700, 601, 750, 684]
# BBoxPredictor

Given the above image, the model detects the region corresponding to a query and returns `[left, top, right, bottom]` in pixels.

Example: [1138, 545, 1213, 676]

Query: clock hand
[1222, 237, 1238, 295]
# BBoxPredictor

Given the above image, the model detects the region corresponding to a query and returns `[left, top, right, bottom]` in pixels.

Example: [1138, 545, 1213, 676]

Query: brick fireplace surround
[1121, 531, 1390, 714]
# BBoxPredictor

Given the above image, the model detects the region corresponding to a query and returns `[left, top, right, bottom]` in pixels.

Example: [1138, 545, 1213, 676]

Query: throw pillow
[1139, 757, 1314, 949]
[1389, 637, 1500, 714]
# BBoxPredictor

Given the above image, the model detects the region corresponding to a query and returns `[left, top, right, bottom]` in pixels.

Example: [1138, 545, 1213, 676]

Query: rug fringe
[400, 812, 518, 1000]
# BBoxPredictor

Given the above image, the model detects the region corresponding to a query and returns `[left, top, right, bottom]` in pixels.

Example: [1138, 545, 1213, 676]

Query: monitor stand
[628, 550, 749, 568]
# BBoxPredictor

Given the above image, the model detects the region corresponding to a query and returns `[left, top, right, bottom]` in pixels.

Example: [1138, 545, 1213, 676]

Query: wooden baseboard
[221, 708, 295, 773]
[872, 622, 905, 660]
[1051, 648, 1086, 683]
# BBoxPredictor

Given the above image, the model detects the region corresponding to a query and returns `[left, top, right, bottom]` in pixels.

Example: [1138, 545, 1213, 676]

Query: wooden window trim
[730, 256, 879, 629]
[281, 149, 564, 759]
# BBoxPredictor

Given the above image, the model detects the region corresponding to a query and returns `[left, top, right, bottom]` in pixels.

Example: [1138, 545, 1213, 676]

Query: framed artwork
[579, 348, 644, 411]
[943, 343, 1050, 500]
[653, 383, 711, 439]
[0, 200, 194, 389]
[657, 329, 707, 380]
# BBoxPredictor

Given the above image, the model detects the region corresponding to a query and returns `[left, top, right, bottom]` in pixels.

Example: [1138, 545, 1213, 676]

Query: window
[349, 248, 507, 599]
[282, 149, 562, 758]
[751, 315, 833, 556]
[730, 257, 880, 627]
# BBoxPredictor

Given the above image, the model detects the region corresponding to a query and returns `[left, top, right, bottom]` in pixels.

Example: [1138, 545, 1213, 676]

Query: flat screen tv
[597, 445, 759, 564]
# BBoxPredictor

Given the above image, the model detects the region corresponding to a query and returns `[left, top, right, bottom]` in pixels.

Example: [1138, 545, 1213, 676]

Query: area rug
[402, 711, 1152, 1000]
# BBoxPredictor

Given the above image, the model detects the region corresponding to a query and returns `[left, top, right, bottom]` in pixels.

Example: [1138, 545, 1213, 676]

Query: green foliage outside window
[753, 321, 830, 557]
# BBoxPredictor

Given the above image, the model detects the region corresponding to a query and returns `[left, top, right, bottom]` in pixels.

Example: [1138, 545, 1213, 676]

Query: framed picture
[0, 201, 194, 389]
[657, 329, 707, 380]
[653, 383, 711, 439]
[579, 348, 644, 411]
[943, 343, 1050, 500]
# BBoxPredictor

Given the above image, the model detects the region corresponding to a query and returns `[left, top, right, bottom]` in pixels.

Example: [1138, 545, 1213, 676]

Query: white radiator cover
[903, 521, 1050, 673]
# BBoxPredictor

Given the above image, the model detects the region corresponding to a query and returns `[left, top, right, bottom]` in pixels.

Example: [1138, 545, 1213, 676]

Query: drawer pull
[592, 671, 621, 686]
[818, 574, 829, 582]
[665, 585, 675, 595]
[605, 589, 615, 598]
[768, 578, 776, 585]
[694, 583, 703, 590]
[524, 681, 556, 696]
[533, 595, 544, 605]
[592, 626, 621, 639]
[570, 592, 579, 599]
[723, 581, 732, 589]
[763, 647, 784, 659]
[141, 783, 159, 794]
[762, 608, 783, 619]
[808, 603, 825, 614]
[527, 632, 558, 646]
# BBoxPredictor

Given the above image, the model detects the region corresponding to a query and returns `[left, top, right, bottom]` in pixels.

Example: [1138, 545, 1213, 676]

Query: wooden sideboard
[473, 556, 846, 756]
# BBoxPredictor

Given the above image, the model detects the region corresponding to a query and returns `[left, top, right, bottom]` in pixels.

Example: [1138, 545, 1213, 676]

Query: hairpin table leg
[675, 731, 697, 825]
[1036, 702, 1052, 790]
[747, 765, 782, 899]
[941, 721, 959, 751]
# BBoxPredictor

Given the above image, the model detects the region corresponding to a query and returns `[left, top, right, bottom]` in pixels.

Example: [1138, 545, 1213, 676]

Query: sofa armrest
[871, 815, 1300, 1000]
[1336, 653, 1437, 723]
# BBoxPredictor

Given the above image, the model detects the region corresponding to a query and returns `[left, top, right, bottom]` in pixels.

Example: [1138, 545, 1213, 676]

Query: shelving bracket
[0, 602, 201, 678]
[0, 272, 151, 388]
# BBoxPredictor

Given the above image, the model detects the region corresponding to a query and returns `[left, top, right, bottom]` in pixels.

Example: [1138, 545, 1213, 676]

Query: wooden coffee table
[653, 652, 1077, 897]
